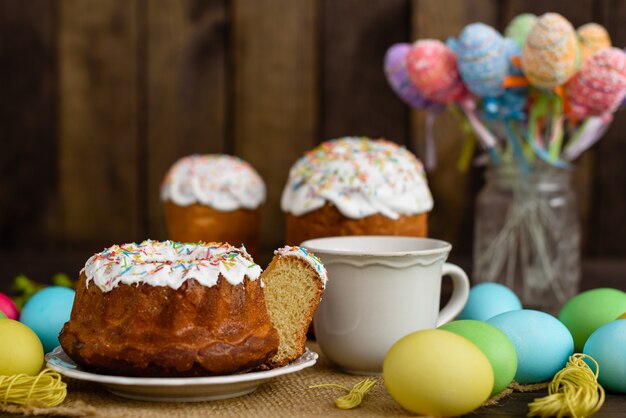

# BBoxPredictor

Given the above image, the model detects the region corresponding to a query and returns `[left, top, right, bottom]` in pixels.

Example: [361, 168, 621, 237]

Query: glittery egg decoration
[406, 39, 468, 103]
[384, 43, 435, 109]
[577, 23, 611, 64]
[455, 23, 509, 97]
[521, 13, 579, 89]
[566, 47, 626, 120]
[504, 13, 537, 48]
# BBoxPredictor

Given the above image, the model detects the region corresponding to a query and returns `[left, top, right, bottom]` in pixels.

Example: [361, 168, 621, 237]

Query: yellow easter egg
[383, 329, 494, 417]
[522, 13, 579, 88]
[0, 319, 44, 375]
[578, 23, 611, 63]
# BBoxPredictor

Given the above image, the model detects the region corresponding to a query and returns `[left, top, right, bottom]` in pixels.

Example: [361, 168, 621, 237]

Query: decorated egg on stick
[522, 13, 579, 89]
[578, 23, 611, 64]
[384, 43, 437, 110]
[505, 13, 537, 48]
[566, 47, 626, 120]
[453, 23, 509, 97]
[406, 39, 468, 103]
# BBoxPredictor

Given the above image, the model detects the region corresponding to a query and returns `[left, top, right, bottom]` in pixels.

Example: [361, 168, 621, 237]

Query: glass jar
[472, 163, 581, 314]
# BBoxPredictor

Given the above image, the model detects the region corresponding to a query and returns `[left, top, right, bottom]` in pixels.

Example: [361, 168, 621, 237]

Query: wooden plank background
[1, 0, 626, 282]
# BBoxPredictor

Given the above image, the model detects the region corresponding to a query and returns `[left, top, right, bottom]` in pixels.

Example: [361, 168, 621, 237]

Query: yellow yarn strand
[0, 368, 67, 408]
[527, 354, 605, 418]
[309, 378, 377, 409]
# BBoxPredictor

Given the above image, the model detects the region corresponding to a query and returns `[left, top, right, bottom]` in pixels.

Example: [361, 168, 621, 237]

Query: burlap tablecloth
[1, 341, 417, 418]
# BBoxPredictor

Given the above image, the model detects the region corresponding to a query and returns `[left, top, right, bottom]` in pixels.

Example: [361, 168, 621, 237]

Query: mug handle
[436, 263, 470, 327]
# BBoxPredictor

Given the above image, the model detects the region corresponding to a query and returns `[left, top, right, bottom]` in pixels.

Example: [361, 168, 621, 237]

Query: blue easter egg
[457, 282, 522, 321]
[583, 319, 626, 393]
[20, 286, 75, 353]
[488, 309, 574, 384]
[456, 23, 508, 97]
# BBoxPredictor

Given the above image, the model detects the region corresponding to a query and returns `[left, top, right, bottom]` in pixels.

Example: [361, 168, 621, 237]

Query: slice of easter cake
[261, 246, 327, 368]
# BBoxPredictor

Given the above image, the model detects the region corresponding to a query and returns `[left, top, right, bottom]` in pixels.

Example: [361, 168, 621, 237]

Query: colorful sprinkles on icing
[84, 240, 261, 292]
[275, 245, 328, 288]
[161, 154, 266, 211]
[281, 137, 433, 220]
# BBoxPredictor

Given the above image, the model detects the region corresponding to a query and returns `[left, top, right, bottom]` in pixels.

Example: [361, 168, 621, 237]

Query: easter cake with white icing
[281, 137, 433, 245]
[161, 154, 265, 255]
[59, 240, 327, 377]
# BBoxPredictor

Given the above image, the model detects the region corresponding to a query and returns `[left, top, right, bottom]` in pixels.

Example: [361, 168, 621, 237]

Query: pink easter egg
[0, 292, 19, 320]
[384, 43, 434, 109]
[522, 13, 579, 89]
[406, 39, 468, 103]
[567, 47, 626, 120]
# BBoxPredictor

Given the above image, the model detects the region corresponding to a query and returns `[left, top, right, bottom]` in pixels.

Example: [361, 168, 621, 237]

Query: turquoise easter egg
[20, 286, 75, 353]
[457, 282, 522, 321]
[439, 320, 517, 396]
[488, 309, 573, 384]
[583, 319, 626, 393]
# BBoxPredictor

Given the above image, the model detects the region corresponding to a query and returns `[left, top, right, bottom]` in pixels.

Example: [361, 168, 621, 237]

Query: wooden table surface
[0, 252, 625, 417]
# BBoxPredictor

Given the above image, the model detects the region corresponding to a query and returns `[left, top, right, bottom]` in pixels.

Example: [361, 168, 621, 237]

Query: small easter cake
[281, 137, 433, 245]
[59, 240, 326, 377]
[161, 154, 265, 255]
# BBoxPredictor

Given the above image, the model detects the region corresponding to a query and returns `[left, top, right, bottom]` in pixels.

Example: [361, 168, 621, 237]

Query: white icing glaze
[161, 154, 266, 211]
[281, 137, 433, 220]
[274, 246, 328, 289]
[83, 240, 261, 292]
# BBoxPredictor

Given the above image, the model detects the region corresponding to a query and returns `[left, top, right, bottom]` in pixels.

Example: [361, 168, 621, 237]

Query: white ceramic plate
[46, 346, 318, 402]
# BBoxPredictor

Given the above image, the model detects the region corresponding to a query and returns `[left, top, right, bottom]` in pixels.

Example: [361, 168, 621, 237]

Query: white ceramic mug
[302, 236, 470, 375]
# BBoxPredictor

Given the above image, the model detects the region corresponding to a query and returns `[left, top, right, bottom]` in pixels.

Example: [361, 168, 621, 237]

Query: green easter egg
[559, 288, 626, 352]
[0, 311, 5, 319]
[440, 320, 517, 396]
[504, 13, 538, 47]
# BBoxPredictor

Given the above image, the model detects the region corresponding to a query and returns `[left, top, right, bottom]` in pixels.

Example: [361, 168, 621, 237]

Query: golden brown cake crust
[164, 202, 260, 256]
[59, 272, 279, 377]
[285, 203, 428, 246]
